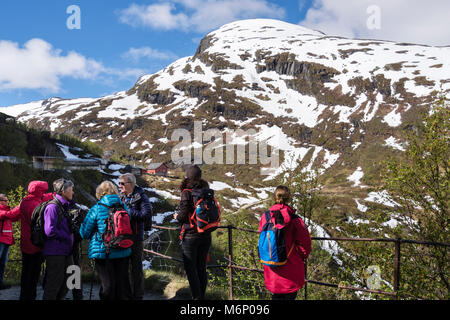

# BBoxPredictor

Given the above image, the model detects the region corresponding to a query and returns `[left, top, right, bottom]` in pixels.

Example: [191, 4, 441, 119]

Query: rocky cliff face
[3, 19, 450, 198]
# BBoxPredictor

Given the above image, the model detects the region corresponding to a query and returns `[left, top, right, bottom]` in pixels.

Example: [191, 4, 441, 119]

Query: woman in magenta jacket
[259, 186, 312, 300]
[18, 181, 53, 300]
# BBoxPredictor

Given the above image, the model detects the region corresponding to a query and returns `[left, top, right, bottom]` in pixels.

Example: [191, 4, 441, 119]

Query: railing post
[228, 225, 234, 300]
[393, 238, 401, 300]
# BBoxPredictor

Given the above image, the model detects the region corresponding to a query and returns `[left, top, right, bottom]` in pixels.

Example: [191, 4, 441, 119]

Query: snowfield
[2, 19, 449, 186]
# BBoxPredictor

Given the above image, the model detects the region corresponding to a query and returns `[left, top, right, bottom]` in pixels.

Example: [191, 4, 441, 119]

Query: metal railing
[144, 225, 450, 300]
[4, 225, 448, 300]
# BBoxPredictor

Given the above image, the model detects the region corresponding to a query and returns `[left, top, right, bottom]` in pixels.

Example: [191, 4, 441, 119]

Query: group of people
[0, 164, 312, 301]
[0, 173, 152, 300]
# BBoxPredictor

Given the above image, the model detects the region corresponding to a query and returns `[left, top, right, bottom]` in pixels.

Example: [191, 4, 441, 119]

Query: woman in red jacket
[259, 185, 312, 300]
[18, 181, 52, 300]
[0, 194, 21, 290]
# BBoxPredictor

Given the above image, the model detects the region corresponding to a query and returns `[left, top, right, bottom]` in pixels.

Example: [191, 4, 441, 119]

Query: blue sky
[1, 0, 449, 108]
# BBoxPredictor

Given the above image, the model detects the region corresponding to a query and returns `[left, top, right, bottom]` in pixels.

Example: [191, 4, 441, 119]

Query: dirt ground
[0, 283, 165, 300]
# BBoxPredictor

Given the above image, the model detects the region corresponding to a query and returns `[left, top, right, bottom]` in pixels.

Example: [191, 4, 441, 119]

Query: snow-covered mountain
[3, 19, 450, 195]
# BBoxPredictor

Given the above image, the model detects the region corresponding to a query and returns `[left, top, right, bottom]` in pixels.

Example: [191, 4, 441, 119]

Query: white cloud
[122, 47, 179, 62]
[119, 3, 190, 30]
[0, 38, 104, 92]
[0, 38, 147, 93]
[118, 0, 286, 33]
[300, 0, 450, 46]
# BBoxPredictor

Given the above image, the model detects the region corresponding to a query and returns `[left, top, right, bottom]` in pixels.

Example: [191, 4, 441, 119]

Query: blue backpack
[258, 210, 292, 267]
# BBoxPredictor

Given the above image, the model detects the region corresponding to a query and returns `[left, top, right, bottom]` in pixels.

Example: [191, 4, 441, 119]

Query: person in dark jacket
[0, 194, 21, 290]
[80, 181, 132, 300]
[42, 178, 76, 300]
[119, 173, 153, 300]
[173, 165, 211, 300]
[67, 204, 87, 300]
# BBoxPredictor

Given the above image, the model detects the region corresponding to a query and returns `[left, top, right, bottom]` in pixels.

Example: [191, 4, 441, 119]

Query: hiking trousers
[95, 257, 132, 300]
[20, 251, 43, 300]
[43, 254, 74, 300]
[130, 240, 145, 300]
[181, 234, 211, 300]
[0, 243, 10, 285]
[72, 239, 83, 300]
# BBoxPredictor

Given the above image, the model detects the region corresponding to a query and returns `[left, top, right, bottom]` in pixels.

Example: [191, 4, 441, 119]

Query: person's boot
[72, 288, 83, 300]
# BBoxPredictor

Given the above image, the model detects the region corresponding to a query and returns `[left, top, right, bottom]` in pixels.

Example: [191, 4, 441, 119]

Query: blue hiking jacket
[79, 194, 131, 259]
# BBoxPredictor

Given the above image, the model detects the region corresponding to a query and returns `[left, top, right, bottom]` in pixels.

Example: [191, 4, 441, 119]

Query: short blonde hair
[274, 185, 291, 204]
[96, 181, 119, 200]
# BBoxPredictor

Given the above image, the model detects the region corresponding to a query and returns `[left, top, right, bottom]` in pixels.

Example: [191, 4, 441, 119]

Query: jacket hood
[268, 203, 296, 229]
[27, 181, 49, 197]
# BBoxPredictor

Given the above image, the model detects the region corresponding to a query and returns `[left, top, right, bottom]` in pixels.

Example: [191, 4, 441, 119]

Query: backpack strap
[264, 210, 272, 225]
[289, 212, 301, 220]
[272, 210, 285, 226]
[97, 203, 113, 259]
[96, 203, 111, 245]
[49, 198, 67, 228]
[98, 203, 110, 210]
[98, 202, 125, 211]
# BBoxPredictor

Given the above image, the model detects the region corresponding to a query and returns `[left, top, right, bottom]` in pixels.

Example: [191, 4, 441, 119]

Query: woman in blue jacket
[80, 181, 132, 300]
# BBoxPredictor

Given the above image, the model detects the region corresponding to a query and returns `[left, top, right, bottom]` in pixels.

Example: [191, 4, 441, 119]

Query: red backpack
[98, 203, 134, 255]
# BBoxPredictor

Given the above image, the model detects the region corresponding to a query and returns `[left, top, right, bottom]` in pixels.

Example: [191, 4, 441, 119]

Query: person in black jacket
[119, 173, 153, 300]
[173, 165, 211, 300]
[67, 205, 87, 300]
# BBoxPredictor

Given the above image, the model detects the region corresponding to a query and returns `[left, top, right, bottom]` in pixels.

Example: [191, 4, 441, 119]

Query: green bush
[382, 96, 449, 299]
[3, 185, 27, 285]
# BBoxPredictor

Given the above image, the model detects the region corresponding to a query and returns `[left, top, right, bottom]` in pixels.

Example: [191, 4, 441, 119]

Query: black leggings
[181, 235, 211, 300]
[20, 252, 43, 300]
[272, 291, 298, 300]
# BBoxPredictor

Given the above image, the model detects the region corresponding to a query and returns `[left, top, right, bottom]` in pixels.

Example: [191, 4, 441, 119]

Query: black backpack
[30, 198, 65, 247]
[189, 188, 221, 233]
